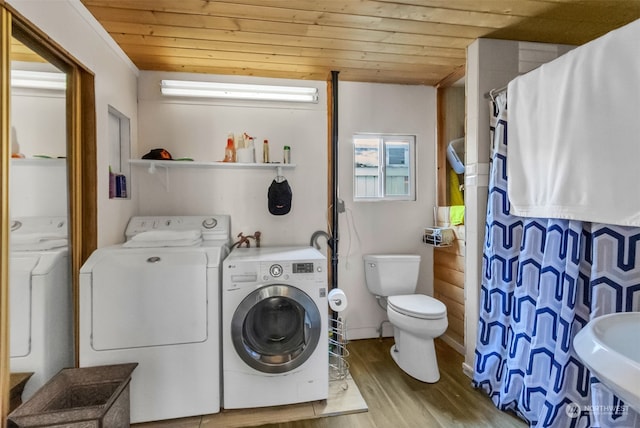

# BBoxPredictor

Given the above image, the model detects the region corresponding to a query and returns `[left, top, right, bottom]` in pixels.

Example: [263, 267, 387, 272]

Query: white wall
[135, 71, 328, 247]
[337, 82, 437, 340]
[7, 0, 140, 246]
[464, 39, 574, 375]
[10, 84, 68, 217]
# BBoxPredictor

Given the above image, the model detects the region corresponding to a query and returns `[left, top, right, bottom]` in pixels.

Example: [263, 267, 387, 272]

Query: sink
[573, 312, 640, 413]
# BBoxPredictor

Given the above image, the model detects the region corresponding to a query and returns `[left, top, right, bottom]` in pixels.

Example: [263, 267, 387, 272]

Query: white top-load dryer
[10, 216, 72, 401]
[79, 215, 230, 423]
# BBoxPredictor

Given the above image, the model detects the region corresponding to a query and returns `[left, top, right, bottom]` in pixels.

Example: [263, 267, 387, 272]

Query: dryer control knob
[202, 217, 218, 229]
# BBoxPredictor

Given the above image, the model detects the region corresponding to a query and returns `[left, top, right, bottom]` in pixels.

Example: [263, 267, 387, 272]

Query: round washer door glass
[231, 284, 321, 374]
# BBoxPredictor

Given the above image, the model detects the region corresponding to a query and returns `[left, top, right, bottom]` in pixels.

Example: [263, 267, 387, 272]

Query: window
[353, 134, 416, 201]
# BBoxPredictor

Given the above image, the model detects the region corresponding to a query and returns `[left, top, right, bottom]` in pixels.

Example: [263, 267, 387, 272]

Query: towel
[127, 230, 202, 242]
[507, 18, 640, 226]
[449, 169, 464, 206]
[11, 233, 67, 244]
[123, 237, 203, 248]
[449, 205, 465, 226]
[12, 239, 68, 251]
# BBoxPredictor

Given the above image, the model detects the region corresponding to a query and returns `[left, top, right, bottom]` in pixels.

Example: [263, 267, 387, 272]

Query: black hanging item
[268, 179, 292, 215]
[142, 148, 172, 160]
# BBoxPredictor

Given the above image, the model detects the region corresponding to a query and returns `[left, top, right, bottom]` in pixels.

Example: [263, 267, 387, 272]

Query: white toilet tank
[363, 254, 420, 296]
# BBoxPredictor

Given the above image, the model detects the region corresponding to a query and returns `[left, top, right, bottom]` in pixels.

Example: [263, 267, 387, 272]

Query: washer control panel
[125, 215, 230, 241]
[11, 216, 67, 234]
[259, 261, 323, 281]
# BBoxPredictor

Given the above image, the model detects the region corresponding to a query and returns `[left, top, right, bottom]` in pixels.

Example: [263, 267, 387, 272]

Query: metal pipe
[483, 84, 507, 100]
[330, 70, 340, 292]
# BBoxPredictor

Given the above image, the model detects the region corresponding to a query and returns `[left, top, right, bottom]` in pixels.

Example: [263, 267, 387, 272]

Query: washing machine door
[231, 284, 321, 374]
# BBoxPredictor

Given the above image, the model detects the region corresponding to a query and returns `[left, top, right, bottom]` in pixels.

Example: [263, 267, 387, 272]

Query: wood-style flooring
[256, 338, 526, 428]
[137, 338, 526, 428]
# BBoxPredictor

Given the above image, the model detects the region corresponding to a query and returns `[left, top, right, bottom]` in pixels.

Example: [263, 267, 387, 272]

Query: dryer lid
[387, 294, 446, 320]
[90, 250, 208, 350]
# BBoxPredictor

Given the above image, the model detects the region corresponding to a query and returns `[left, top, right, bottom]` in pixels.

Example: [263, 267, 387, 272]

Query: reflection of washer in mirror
[231, 284, 321, 374]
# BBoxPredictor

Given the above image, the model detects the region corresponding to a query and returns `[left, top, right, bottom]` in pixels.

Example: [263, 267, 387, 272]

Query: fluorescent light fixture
[11, 70, 67, 91]
[160, 79, 318, 103]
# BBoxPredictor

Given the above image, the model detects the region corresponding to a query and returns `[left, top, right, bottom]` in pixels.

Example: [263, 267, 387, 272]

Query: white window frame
[353, 133, 416, 202]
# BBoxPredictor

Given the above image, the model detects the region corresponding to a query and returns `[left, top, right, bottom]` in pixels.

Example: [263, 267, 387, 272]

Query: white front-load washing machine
[222, 246, 328, 409]
[9, 216, 72, 401]
[79, 215, 230, 423]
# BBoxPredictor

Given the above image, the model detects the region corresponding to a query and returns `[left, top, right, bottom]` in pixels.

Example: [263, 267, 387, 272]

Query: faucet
[232, 231, 262, 249]
[231, 232, 251, 249]
[310, 230, 331, 249]
[247, 231, 261, 248]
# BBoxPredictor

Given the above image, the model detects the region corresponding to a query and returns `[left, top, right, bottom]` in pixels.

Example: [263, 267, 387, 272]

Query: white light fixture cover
[11, 70, 67, 91]
[160, 79, 318, 103]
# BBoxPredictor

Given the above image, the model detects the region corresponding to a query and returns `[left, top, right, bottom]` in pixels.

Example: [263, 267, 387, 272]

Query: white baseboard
[439, 333, 465, 355]
[462, 362, 474, 379]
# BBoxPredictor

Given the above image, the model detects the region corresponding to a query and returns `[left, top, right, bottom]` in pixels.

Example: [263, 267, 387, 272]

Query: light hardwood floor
[137, 338, 526, 428]
[255, 338, 527, 428]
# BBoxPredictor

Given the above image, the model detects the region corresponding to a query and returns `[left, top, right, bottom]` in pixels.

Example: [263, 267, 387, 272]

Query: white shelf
[129, 159, 295, 170]
[129, 159, 295, 191]
[11, 158, 66, 166]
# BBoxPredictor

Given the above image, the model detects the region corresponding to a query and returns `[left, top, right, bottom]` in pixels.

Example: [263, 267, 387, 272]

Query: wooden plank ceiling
[78, 0, 640, 86]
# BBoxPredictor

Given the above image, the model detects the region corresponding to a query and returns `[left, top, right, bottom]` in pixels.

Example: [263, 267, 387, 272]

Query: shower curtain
[473, 92, 640, 427]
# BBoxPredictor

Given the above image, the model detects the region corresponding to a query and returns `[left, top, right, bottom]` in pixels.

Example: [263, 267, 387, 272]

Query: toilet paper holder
[328, 288, 348, 312]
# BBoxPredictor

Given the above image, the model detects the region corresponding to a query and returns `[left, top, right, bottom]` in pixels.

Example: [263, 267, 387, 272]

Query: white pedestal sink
[573, 312, 640, 413]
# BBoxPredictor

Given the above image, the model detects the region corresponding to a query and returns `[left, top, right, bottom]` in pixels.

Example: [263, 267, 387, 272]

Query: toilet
[363, 254, 448, 383]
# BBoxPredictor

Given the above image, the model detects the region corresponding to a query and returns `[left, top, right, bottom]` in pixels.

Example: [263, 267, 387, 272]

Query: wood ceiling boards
[80, 0, 640, 86]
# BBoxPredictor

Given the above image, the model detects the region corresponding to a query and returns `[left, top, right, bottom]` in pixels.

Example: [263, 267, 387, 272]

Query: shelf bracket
[148, 162, 170, 191]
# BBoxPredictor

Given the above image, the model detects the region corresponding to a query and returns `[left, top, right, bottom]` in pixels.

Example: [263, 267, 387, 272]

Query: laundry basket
[7, 363, 137, 428]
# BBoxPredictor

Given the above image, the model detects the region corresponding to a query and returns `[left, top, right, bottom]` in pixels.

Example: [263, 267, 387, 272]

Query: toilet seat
[387, 294, 446, 320]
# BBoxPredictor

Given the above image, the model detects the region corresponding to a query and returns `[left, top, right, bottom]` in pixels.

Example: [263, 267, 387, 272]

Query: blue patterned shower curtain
[473, 93, 640, 427]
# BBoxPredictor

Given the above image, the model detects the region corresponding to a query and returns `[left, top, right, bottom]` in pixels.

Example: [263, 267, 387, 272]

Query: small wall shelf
[130, 159, 295, 171]
[11, 158, 66, 166]
[129, 159, 295, 191]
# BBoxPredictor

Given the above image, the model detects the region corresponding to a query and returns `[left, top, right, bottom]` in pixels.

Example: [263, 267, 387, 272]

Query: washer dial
[269, 264, 283, 277]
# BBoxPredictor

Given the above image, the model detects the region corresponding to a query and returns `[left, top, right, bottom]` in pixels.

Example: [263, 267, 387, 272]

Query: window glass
[353, 134, 415, 201]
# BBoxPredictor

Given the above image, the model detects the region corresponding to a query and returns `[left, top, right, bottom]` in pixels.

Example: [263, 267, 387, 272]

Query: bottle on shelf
[262, 139, 270, 163]
[224, 133, 236, 162]
[283, 145, 291, 164]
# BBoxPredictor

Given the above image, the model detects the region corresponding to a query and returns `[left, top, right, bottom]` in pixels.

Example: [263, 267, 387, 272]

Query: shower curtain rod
[483, 84, 507, 100]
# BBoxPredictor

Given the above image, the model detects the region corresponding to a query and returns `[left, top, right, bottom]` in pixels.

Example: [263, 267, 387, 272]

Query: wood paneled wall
[434, 231, 465, 351]
[434, 85, 465, 354]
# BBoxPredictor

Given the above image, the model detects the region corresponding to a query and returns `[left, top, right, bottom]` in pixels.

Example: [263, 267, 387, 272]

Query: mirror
[1, 5, 98, 421]
[8, 36, 72, 402]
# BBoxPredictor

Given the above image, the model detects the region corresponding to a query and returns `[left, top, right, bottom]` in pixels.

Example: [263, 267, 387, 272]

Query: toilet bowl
[363, 254, 448, 383]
